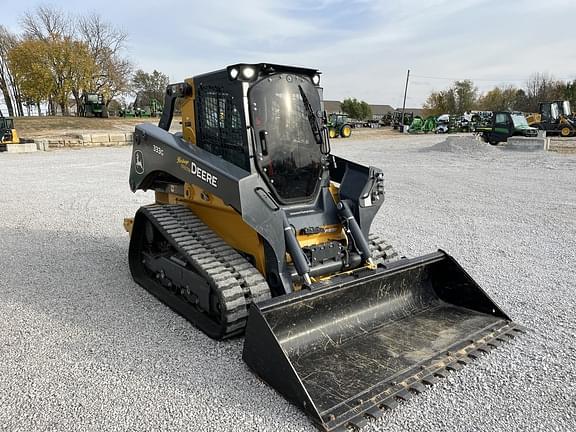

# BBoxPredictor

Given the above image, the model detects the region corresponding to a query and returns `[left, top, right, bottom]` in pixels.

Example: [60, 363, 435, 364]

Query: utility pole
[400, 69, 410, 132]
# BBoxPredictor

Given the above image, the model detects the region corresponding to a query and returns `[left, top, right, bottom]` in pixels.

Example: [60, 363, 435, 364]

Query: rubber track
[142, 204, 270, 337]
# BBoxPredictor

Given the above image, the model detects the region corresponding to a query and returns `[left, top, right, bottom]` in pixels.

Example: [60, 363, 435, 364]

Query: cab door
[491, 112, 513, 144]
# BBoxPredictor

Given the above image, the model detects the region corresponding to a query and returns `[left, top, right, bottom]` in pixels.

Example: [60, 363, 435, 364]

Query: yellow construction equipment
[0, 110, 20, 151]
[125, 63, 524, 431]
[527, 100, 575, 137]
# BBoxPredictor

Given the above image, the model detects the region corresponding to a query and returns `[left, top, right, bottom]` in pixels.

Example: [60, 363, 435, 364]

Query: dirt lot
[13, 116, 173, 138]
[13, 116, 576, 153]
[13, 116, 402, 140]
[0, 135, 574, 431]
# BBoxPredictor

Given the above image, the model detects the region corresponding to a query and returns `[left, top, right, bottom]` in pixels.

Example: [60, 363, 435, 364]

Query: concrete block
[79, 134, 92, 143]
[90, 133, 110, 143]
[549, 138, 576, 147]
[48, 139, 64, 147]
[108, 133, 126, 142]
[125, 133, 134, 143]
[5, 143, 37, 153]
[65, 139, 83, 147]
[504, 137, 546, 151]
[36, 140, 49, 151]
[548, 138, 576, 152]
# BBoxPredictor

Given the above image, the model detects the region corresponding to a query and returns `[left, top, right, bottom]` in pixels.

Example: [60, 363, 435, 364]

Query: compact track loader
[126, 63, 523, 431]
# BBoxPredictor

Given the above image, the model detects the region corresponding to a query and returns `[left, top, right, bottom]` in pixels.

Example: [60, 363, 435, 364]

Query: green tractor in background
[80, 92, 109, 118]
[392, 110, 414, 131]
[408, 115, 437, 133]
[150, 98, 163, 117]
[118, 98, 163, 119]
[327, 113, 352, 138]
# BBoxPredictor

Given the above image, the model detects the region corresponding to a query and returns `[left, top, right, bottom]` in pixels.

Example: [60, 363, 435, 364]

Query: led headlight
[242, 67, 256, 79]
[229, 68, 239, 79]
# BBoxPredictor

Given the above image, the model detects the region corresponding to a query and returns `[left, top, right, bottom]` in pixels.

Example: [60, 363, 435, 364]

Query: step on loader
[125, 63, 523, 431]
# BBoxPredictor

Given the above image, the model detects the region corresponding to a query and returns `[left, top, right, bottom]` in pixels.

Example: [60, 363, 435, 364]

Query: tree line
[423, 73, 576, 116]
[340, 98, 372, 120]
[0, 5, 169, 117]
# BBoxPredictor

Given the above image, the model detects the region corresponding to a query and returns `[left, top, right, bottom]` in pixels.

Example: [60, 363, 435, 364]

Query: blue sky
[3, 0, 576, 107]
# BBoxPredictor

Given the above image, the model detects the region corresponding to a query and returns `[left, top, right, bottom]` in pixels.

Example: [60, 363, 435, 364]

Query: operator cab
[192, 64, 327, 204]
[248, 69, 325, 202]
[0, 113, 14, 143]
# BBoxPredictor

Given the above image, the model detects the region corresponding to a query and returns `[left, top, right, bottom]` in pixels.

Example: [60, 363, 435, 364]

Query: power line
[411, 73, 575, 83]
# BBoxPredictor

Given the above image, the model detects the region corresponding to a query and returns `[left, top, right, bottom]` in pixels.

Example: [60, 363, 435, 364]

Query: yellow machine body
[127, 77, 347, 281]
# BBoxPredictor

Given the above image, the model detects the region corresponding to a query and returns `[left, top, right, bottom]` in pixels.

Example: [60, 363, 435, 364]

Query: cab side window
[197, 86, 249, 171]
[495, 113, 509, 128]
[540, 104, 552, 122]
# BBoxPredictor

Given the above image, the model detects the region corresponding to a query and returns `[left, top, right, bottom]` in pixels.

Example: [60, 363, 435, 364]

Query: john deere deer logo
[134, 150, 144, 174]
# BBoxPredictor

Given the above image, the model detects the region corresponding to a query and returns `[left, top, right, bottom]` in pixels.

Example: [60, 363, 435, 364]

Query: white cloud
[3, 0, 576, 107]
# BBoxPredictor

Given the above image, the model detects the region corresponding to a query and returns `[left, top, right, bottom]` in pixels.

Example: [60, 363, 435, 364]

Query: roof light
[242, 67, 256, 80]
[312, 74, 320, 85]
[229, 68, 239, 79]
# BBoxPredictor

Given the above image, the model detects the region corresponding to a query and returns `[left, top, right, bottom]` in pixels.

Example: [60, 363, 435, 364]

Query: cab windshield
[249, 74, 323, 202]
[0, 117, 13, 130]
[511, 114, 529, 128]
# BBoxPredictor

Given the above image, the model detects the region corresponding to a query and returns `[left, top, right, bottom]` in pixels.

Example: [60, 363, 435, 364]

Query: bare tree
[76, 13, 132, 107]
[524, 73, 566, 112]
[17, 5, 76, 115]
[0, 26, 19, 116]
[77, 13, 127, 62]
[101, 56, 133, 106]
[20, 5, 72, 41]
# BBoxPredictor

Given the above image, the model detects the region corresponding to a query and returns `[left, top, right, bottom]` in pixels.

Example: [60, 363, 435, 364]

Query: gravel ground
[0, 136, 575, 431]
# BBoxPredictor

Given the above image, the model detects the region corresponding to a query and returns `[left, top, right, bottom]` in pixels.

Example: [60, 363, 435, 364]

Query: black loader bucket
[243, 251, 524, 431]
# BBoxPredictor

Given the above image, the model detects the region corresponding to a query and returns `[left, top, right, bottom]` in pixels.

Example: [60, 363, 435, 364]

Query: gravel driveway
[0, 135, 574, 431]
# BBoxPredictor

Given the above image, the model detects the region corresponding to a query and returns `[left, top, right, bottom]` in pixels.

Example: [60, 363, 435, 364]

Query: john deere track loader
[126, 63, 523, 431]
